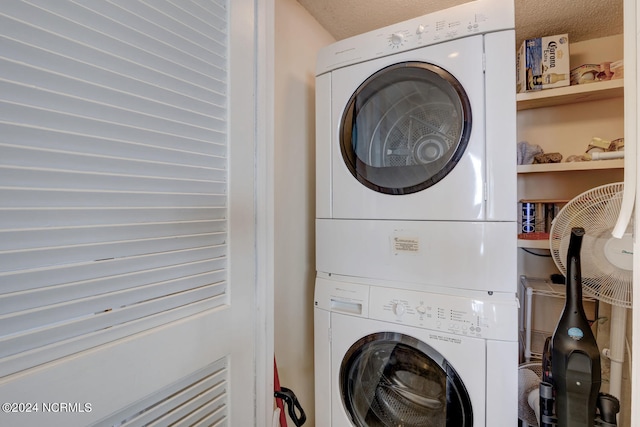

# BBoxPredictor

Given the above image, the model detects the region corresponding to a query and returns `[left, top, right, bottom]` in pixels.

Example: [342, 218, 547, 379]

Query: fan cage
[518, 361, 543, 426]
[549, 182, 632, 308]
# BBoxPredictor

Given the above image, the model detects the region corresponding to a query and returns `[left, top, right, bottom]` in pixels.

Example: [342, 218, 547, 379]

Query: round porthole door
[340, 332, 473, 427]
[340, 62, 471, 195]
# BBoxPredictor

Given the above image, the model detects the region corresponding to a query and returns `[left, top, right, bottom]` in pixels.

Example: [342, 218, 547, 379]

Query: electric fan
[549, 182, 633, 400]
[518, 361, 543, 426]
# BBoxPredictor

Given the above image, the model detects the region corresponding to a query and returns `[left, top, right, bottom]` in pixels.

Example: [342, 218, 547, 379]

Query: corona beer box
[517, 34, 570, 93]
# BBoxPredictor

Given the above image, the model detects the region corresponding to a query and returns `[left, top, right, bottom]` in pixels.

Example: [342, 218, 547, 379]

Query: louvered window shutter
[0, 0, 229, 377]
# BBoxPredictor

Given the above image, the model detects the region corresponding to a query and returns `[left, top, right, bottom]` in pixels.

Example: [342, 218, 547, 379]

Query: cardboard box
[517, 34, 570, 93]
[570, 64, 601, 85]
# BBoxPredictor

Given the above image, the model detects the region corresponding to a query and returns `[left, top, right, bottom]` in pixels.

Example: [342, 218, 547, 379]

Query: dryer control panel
[316, 0, 515, 75]
[368, 285, 517, 341]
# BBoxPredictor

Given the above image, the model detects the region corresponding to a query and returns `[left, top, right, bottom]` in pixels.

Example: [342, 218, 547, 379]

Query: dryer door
[340, 62, 471, 195]
[340, 332, 473, 427]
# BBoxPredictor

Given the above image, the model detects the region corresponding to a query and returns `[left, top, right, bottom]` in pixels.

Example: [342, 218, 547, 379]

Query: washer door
[340, 62, 471, 195]
[340, 332, 473, 427]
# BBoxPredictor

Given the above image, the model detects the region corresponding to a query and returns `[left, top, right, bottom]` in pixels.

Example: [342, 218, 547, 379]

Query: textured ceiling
[297, 0, 623, 48]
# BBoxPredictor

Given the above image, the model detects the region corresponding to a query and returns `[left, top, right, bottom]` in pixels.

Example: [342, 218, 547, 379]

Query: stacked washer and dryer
[314, 0, 519, 426]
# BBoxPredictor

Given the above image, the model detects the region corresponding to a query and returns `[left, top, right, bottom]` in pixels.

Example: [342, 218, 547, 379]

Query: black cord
[521, 248, 552, 257]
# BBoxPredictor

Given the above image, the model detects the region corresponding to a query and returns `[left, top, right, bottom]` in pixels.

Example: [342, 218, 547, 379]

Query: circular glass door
[340, 62, 471, 195]
[340, 332, 473, 427]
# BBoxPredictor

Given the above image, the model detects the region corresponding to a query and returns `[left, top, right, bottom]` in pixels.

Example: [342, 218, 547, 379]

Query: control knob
[392, 302, 406, 317]
[390, 32, 404, 46]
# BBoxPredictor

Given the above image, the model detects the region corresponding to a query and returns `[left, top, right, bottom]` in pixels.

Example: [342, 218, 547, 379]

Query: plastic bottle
[533, 73, 568, 85]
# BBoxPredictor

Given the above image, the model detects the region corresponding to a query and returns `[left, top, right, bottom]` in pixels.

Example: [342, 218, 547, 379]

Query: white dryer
[315, 1, 517, 293]
[314, 275, 519, 426]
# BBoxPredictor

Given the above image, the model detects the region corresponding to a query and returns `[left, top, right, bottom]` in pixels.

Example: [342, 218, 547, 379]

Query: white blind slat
[0, 246, 226, 293]
[94, 359, 228, 427]
[107, 0, 226, 55]
[29, 0, 223, 78]
[0, 189, 224, 208]
[0, 283, 227, 359]
[0, 118, 222, 157]
[0, 207, 225, 228]
[183, 0, 227, 26]
[0, 0, 229, 376]
[123, 374, 226, 427]
[1, 3, 224, 92]
[118, 0, 225, 45]
[0, 298, 226, 378]
[0, 61, 224, 127]
[1, 273, 226, 337]
[0, 220, 225, 251]
[0, 38, 224, 113]
[0, 80, 225, 135]
[0, 167, 225, 193]
[2, 103, 226, 149]
[152, 393, 226, 427]
[0, 124, 226, 161]
[1, 235, 226, 272]
[0, 43, 223, 108]
[1, 259, 226, 316]
[148, 383, 227, 427]
[2, 145, 224, 179]
[74, 1, 221, 66]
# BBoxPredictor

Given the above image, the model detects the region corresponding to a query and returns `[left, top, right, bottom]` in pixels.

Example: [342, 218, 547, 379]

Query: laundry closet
[274, 1, 632, 426]
[517, 33, 631, 426]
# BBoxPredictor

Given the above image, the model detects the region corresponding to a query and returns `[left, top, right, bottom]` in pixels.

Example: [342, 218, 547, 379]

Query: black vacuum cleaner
[539, 227, 620, 427]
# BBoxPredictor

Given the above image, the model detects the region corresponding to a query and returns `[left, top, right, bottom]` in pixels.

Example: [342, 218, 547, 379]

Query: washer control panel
[369, 285, 517, 341]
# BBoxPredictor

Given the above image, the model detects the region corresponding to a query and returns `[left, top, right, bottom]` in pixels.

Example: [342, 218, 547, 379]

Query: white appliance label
[391, 233, 420, 255]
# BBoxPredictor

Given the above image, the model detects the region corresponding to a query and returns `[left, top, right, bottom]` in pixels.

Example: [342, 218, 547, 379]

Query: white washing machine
[314, 274, 519, 426]
[315, 0, 517, 293]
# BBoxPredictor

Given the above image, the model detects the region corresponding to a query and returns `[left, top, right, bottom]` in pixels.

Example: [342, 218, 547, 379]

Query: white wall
[274, 1, 334, 425]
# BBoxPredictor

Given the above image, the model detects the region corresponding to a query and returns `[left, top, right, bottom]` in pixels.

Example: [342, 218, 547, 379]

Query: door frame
[254, 0, 275, 424]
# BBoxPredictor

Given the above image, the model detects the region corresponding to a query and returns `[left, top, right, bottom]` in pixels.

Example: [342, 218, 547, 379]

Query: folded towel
[517, 141, 544, 165]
